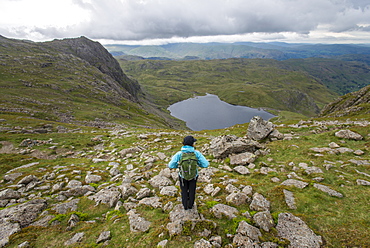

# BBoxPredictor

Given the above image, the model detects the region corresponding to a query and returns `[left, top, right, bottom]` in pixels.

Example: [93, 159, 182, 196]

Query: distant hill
[105, 42, 370, 61]
[0, 35, 169, 128]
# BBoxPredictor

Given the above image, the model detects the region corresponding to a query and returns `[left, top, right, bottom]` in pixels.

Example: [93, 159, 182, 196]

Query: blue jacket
[168, 145, 209, 178]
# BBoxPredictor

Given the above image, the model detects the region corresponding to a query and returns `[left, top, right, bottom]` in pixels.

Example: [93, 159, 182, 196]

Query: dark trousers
[179, 176, 197, 210]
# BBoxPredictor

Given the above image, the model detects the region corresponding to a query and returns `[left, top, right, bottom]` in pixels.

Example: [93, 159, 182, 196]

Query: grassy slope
[119, 58, 339, 117]
[0, 38, 169, 129]
[0, 112, 369, 247]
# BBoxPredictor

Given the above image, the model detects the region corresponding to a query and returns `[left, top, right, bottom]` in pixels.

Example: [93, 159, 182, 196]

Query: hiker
[168, 135, 209, 210]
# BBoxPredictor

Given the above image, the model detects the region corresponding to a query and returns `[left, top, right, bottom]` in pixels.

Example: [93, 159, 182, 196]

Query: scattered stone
[253, 211, 275, 232]
[281, 179, 309, 189]
[354, 149, 365, 155]
[64, 232, 84, 246]
[160, 186, 178, 197]
[17, 175, 38, 185]
[85, 174, 102, 184]
[233, 165, 251, 175]
[313, 184, 343, 198]
[249, 193, 270, 211]
[138, 196, 162, 208]
[229, 152, 256, 165]
[356, 179, 370, 186]
[127, 209, 151, 232]
[335, 129, 363, 140]
[88, 187, 121, 207]
[52, 199, 79, 214]
[3, 173, 23, 182]
[226, 192, 249, 206]
[283, 189, 296, 209]
[247, 116, 275, 141]
[157, 239, 168, 248]
[96, 231, 111, 244]
[18, 241, 30, 248]
[66, 180, 82, 188]
[236, 220, 262, 241]
[210, 204, 239, 219]
[0, 189, 21, 200]
[233, 234, 255, 247]
[148, 175, 172, 188]
[136, 188, 151, 199]
[329, 142, 340, 148]
[277, 213, 322, 248]
[194, 238, 212, 248]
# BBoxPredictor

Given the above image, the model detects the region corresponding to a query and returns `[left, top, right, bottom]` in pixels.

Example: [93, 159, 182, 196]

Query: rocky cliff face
[320, 84, 370, 117]
[45, 37, 141, 101]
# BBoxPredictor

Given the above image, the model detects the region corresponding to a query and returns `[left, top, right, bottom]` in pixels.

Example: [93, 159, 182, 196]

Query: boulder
[96, 231, 111, 244]
[281, 179, 309, 189]
[233, 165, 251, 175]
[117, 183, 138, 200]
[85, 174, 102, 184]
[253, 211, 275, 232]
[0, 189, 21, 200]
[148, 175, 172, 188]
[52, 199, 79, 214]
[127, 209, 151, 232]
[209, 135, 262, 159]
[64, 232, 84, 246]
[283, 189, 296, 209]
[236, 220, 262, 241]
[335, 129, 363, 140]
[160, 186, 178, 197]
[229, 152, 256, 165]
[276, 213, 322, 248]
[226, 192, 249, 206]
[249, 193, 270, 211]
[247, 116, 275, 141]
[88, 187, 121, 207]
[313, 184, 343, 198]
[210, 204, 239, 219]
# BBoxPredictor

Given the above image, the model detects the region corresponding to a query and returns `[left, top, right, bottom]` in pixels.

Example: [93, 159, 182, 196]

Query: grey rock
[3, 173, 23, 182]
[226, 192, 249, 206]
[135, 187, 151, 199]
[0, 189, 21, 200]
[357, 179, 370, 186]
[209, 135, 262, 159]
[96, 231, 111, 244]
[335, 129, 363, 140]
[157, 239, 168, 248]
[30, 215, 55, 227]
[249, 193, 270, 211]
[64, 232, 84, 246]
[242, 185, 253, 196]
[67, 213, 79, 230]
[230, 152, 256, 165]
[236, 220, 262, 241]
[117, 183, 138, 200]
[88, 187, 121, 207]
[225, 184, 240, 193]
[261, 242, 278, 248]
[277, 213, 322, 248]
[138, 196, 162, 208]
[60, 185, 95, 197]
[85, 174, 102, 184]
[160, 186, 178, 197]
[18, 241, 30, 248]
[66, 180, 82, 188]
[210, 204, 239, 219]
[283, 189, 296, 209]
[232, 234, 255, 248]
[18, 175, 38, 185]
[194, 239, 212, 248]
[304, 166, 323, 175]
[148, 175, 172, 188]
[0, 199, 47, 247]
[52, 199, 79, 214]
[253, 211, 275, 232]
[247, 116, 275, 141]
[281, 179, 309, 189]
[119, 146, 142, 157]
[313, 184, 344, 198]
[233, 165, 251, 175]
[127, 209, 151, 232]
[169, 204, 201, 223]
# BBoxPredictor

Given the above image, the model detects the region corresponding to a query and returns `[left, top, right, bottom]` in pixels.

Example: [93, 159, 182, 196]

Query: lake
[167, 94, 275, 131]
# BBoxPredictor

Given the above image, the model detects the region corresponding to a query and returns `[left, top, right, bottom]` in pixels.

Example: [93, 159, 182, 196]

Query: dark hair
[183, 136, 197, 146]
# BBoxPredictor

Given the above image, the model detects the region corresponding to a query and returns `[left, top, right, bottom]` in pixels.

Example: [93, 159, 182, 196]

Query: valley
[0, 35, 369, 248]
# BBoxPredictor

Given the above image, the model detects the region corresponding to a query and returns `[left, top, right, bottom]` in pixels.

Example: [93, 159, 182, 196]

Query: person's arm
[196, 151, 209, 168]
[168, 151, 181, 169]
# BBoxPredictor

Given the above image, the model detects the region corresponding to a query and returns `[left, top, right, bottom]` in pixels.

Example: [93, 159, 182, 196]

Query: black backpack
[179, 152, 198, 180]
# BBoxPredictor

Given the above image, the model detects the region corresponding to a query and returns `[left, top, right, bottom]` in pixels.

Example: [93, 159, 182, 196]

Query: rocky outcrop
[320, 84, 370, 117]
[46, 37, 141, 100]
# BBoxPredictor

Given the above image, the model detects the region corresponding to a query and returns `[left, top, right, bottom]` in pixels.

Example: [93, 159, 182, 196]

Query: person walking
[168, 136, 209, 210]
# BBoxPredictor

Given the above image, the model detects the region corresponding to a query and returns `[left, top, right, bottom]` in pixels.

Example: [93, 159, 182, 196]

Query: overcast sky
[1, 0, 370, 45]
